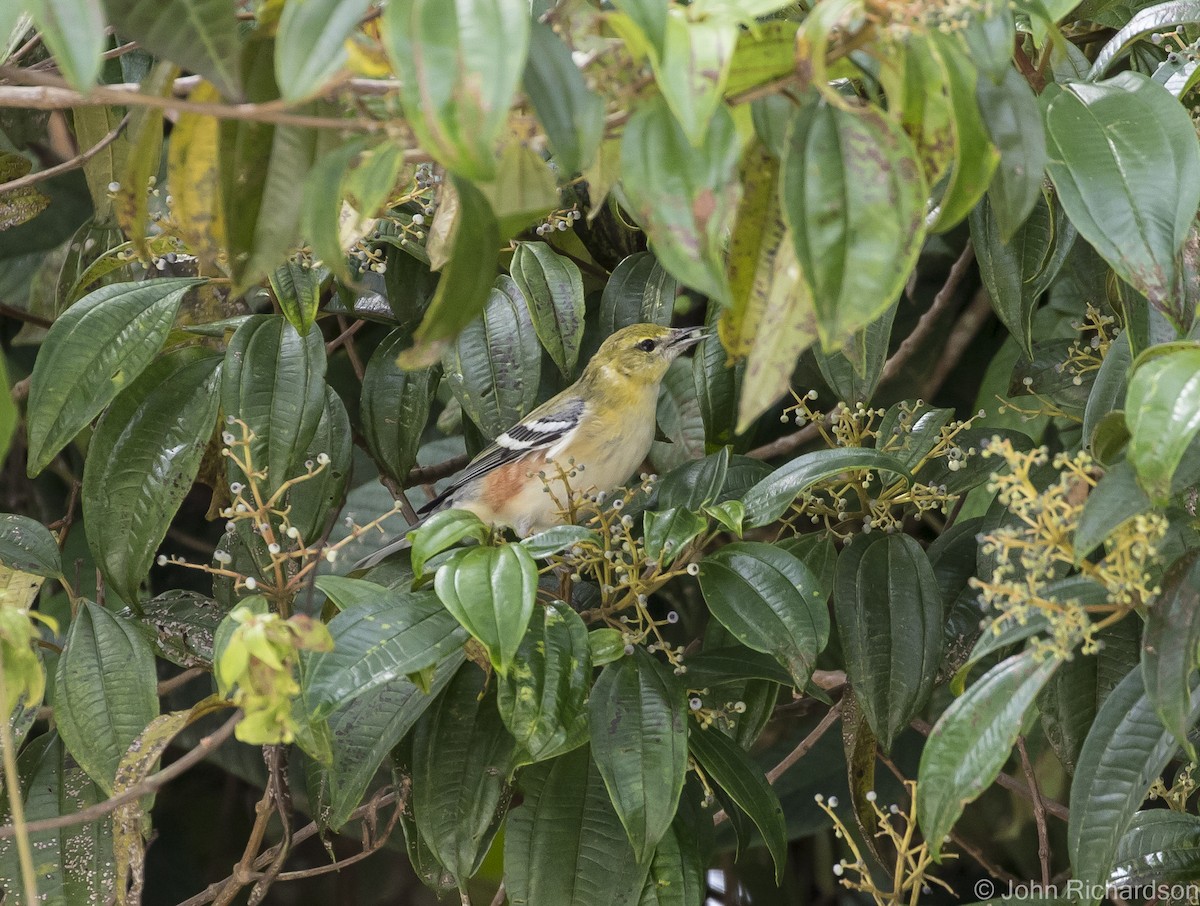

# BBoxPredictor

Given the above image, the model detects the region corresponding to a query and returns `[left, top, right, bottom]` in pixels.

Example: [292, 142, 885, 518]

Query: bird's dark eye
[637, 339, 657, 352]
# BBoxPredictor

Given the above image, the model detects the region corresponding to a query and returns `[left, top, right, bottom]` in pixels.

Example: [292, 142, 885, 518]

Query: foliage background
[3, 0, 1200, 905]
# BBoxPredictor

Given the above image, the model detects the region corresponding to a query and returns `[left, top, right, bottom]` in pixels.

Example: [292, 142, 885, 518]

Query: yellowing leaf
[167, 80, 227, 273]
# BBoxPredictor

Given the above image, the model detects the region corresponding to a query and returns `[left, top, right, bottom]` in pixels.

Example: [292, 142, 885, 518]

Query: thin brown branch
[921, 288, 994, 399]
[156, 667, 206, 698]
[1017, 736, 1051, 887]
[488, 882, 507, 906]
[746, 421, 821, 461]
[878, 241, 975, 387]
[325, 317, 367, 356]
[334, 316, 365, 381]
[0, 711, 240, 839]
[0, 112, 129, 194]
[213, 781, 274, 906]
[950, 831, 1023, 886]
[406, 454, 470, 488]
[0, 302, 52, 328]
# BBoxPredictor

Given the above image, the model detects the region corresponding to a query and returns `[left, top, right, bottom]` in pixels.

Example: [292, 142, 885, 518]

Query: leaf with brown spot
[167, 80, 227, 274]
[0, 152, 49, 231]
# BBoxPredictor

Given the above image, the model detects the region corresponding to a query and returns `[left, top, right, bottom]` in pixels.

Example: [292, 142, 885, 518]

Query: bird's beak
[666, 325, 710, 353]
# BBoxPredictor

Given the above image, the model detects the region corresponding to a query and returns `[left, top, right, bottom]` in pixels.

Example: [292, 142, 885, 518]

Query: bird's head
[584, 323, 708, 387]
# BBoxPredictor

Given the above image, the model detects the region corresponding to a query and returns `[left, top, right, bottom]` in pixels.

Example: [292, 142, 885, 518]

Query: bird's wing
[417, 395, 587, 514]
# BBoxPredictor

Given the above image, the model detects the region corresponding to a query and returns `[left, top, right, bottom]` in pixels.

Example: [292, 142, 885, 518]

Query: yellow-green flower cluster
[972, 438, 1166, 657]
[215, 603, 333, 745]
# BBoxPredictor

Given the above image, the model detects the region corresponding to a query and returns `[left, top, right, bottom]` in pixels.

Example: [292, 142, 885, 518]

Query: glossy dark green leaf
[29, 0, 105, 90]
[1142, 550, 1200, 755]
[637, 807, 708, 906]
[781, 99, 926, 351]
[316, 651, 460, 830]
[978, 65, 1047, 240]
[276, 0, 370, 101]
[400, 178, 501, 367]
[1125, 345, 1200, 501]
[519, 525, 601, 560]
[1083, 330, 1131, 448]
[590, 628, 626, 667]
[874, 402, 954, 471]
[1074, 460, 1150, 561]
[688, 722, 787, 881]
[510, 242, 586, 378]
[444, 276, 541, 438]
[619, 95, 741, 304]
[269, 259, 324, 336]
[1069, 666, 1200, 897]
[104, 0, 241, 98]
[643, 507, 708, 568]
[434, 544, 538, 675]
[220, 313, 327, 495]
[25, 277, 201, 475]
[651, 359, 706, 474]
[599, 253, 678, 336]
[361, 328, 439, 486]
[504, 746, 649, 906]
[302, 588, 468, 718]
[83, 348, 221, 603]
[524, 19, 604, 174]
[1088, 0, 1200, 76]
[917, 650, 1061, 859]
[55, 602, 159, 794]
[692, 304, 741, 448]
[814, 302, 896, 400]
[741, 448, 914, 527]
[1111, 809, 1200, 888]
[834, 534, 943, 751]
[409, 508, 490, 578]
[288, 386, 352, 543]
[698, 541, 829, 688]
[413, 663, 516, 886]
[498, 600, 591, 765]
[0, 513, 62, 578]
[655, 447, 729, 511]
[971, 191, 1076, 358]
[382, 0, 528, 180]
[684, 646, 792, 687]
[1043, 73, 1200, 311]
[137, 590, 221, 668]
[300, 139, 366, 284]
[590, 650, 687, 862]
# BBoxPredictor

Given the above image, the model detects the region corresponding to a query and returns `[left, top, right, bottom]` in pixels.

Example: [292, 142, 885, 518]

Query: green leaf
[220, 314, 328, 496]
[683, 646, 792, 687]
[917, 650, 1061, 859]
[654, 447, 730, 511]
[444, 276, 541, 438]
[927, 33, 999, 231]
[741, 448, 915, 527]
[1074, 460, 1150, 561]
[25, 277, 201, 475]
[361, 328, 439, 486]
[721, 142, 816, 431]
[524, 19, 604, 174]
[1043, 73, 1200, 314]
[288, 386, 352, 543]
[269, 259, 325, 336]
[970, 191, 1076, 358]
[978, 65, 1048, 240]
[599, 252, 678, 335]
[813, 302, 896, 403]
[409, 508, 491, 578]
[300, 139, 366, 284]
[382, 0, 529, 180]
[317, 651, 460, 830]
[619, 95, 742, 304]
[643, 508, 708, 567]
[302, 588, 468, 718]
[651, 359, 707, 474]
[519, 525, 601, 559]
[1083, 331, 1131, 448]
[1069, 665, 1200, 898]
[412, 663, 516, 886]
[0, 514, 62, 578]
[590, 650, 688, 862]
[1088, 0, 1200, 77]
[687, 722, 787, 881]
[1125, 345, 1200, 501]
[1112, 810, 1200, 888]
[833, 534, 943, 751]
[82, 349, 222, 603]
[137, 590, 222, 668]
[510, 242, 587, 377]
[104, 0, 241, 98]
[434, 544, 538, 675]
[698, 541, 829, 688]
[498, 600, 591, 765]
[399, 178, 501, 367]
[55, 602, 159, 794]
[589, 628, 626, 667]
[654, 13, 737, 146]
[781, 100, 926, 351]
[276, 0, 370, 101]
[637, 805, 709, 906]
[1142, 550, 1200, 756]
[692, 304, 741, 448]
[504, 746, 650, 906]
[478, 142, 560, 237]
[29, 0, 105, 90]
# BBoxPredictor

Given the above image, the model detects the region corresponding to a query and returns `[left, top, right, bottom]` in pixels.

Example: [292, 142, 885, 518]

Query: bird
[356, 323, 707, 568]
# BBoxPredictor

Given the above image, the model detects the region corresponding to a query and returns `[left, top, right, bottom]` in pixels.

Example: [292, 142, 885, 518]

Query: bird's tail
[352, 533, 415, 571]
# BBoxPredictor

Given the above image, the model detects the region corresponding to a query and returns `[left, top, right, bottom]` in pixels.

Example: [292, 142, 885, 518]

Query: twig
[406, 454, 470, 488]
[1017, 736, 1051, 887]
[325, 318, 366, 356]
[248, 747, 292, 905]
[0, 112, 129, 194]
[0, 710, 240, 839]
[950, 831, 1023, 886]
[878, 241, 975, 387]
[0, 302, 52, 328]
[489, 882, 507, 906]
[213, 780, 274, 906]
[714, 700, 843, 826]
[334, 316, 366, 381]
[746, 421, 821, 461]
[156, 667, 206, 698]
[921, 288, 993, 399]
